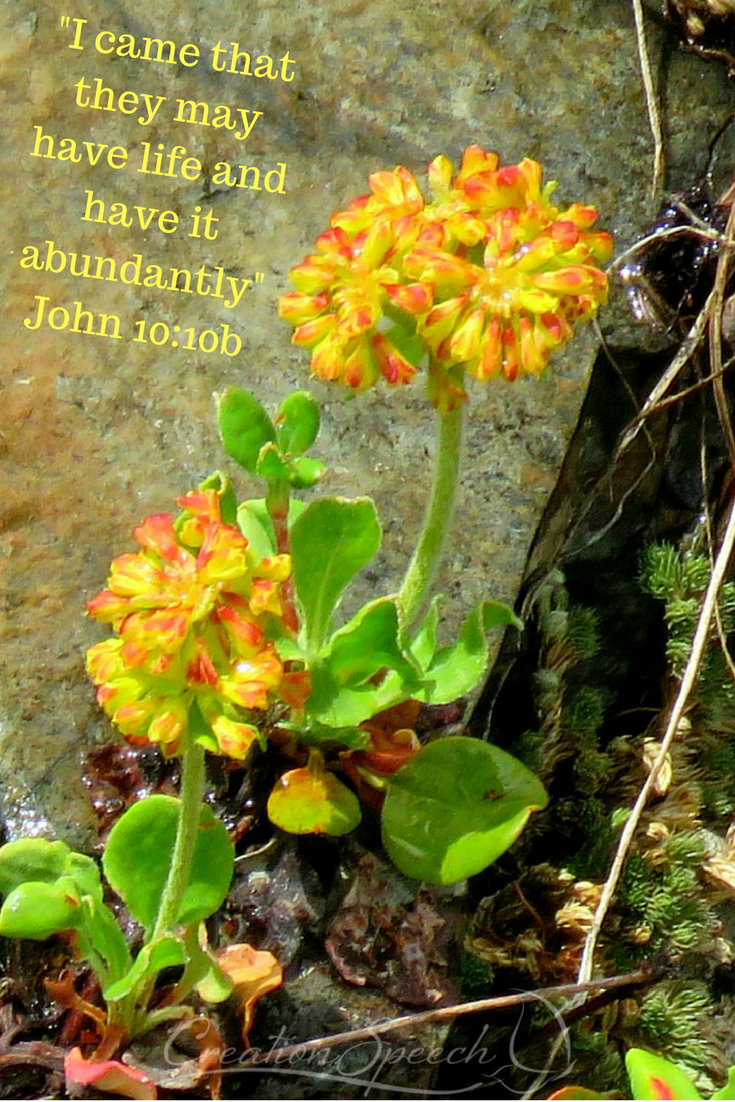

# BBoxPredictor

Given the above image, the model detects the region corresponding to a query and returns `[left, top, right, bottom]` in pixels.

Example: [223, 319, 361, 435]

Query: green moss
[620, 835, 715, 954]
[565, 795, 613, 878]
[564, 687, 606, 747]
[564, 1021, 628, 1097]
[638, 982, 713, 1082]
[574, 749, 609, 796]
[566, 606, 600, 662]
[460, 948, 495, 995]
[640, 542, 735, 677]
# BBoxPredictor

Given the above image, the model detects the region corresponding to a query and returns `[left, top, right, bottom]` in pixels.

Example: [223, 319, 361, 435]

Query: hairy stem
[398, 397, 464, 626]
[151, 741, 206, 941]
[267, 478, 299, 634]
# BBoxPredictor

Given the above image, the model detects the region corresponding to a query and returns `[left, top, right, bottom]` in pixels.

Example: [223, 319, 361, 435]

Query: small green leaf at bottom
[625, 1049, 703, 1101]
[713, 1067, 735, 1101]
[103, 934, 186, 1002]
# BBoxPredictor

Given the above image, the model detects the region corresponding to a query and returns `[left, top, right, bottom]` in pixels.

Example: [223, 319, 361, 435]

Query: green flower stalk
[150, 741, 206, 941]
[398, 388, 463, 624]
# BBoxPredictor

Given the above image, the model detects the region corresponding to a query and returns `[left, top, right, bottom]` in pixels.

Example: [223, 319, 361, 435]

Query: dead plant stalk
[631, 0, 664, 197]
[230, 969, 653, 1069]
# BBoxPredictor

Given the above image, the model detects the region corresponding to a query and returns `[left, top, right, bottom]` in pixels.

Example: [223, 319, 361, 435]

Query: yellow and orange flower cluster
[86, 490, 310, 759]
[278, 146, 613, 411]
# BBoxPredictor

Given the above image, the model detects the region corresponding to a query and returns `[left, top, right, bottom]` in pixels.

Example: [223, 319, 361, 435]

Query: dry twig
[631, 0, 665, 197]
[710, 198, 735, 469]
[229, 967, 656, 1068]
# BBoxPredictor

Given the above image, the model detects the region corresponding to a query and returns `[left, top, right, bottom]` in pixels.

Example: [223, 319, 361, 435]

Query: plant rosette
[217, 385, 548, 883]
[0, 797, 236, 1041]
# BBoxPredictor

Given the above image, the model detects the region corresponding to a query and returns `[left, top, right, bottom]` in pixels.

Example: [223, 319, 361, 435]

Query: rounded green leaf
[276, 391, 321, 456]
[0, 838, 73, 894]
[0, 879, 83, 939]
[414, 599, 522, 704]
[307, 598, 422, 727]
[103, 796, 234, 929]
[625, 1049, 702, 1101]
[324, 598, 419, 688]
[0, 839, 103, 903]
[267, 767, 361, 836]
[381, 737, 548, 885]
[217, 388, 276, 474]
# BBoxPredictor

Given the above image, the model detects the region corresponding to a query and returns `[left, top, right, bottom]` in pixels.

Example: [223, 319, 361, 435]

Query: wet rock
[220, 837, 327, 968]
[238, 960, 451, 1099]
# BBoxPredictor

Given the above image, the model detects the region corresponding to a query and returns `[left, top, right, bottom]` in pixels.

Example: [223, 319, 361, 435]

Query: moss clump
[638, 981, 715, 1089]
[620, 832, 715, 954]
[460, 947, 495, 996]
[641, 541, 735, 677]
[517, 572, 616, 877]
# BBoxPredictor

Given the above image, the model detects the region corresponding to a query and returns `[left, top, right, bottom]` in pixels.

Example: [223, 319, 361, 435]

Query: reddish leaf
[350, 725, 420, 778]
[169, 1015, 224, 1100]
[325, 851, 451, 1005]
[64, 1046, 157, 1099]
[361, 701, 422, 737]
[196, 1018, 224, 1100]
[45, 971, 107, 1030]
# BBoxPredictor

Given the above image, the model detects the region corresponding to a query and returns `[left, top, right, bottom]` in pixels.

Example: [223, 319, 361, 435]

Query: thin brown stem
[230, 967, 655, 1068]
[631, 0, 665, 197]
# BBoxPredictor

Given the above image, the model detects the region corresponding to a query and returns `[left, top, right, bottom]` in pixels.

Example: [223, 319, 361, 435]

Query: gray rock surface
[0, 0, 732, 844]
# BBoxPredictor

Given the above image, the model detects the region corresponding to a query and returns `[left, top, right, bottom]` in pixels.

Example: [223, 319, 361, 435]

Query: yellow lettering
[253, 54, 277, 79]
[118, 91, 138, 114]
[116, 34, 142, 59]
[175, 99, 208, 126]
[95, 30, 115, 53]
[58, 138, 82, 163]
[140, 38, 176, 64]
[20, 245, 42, 271]
[211, 162, 236, 186]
